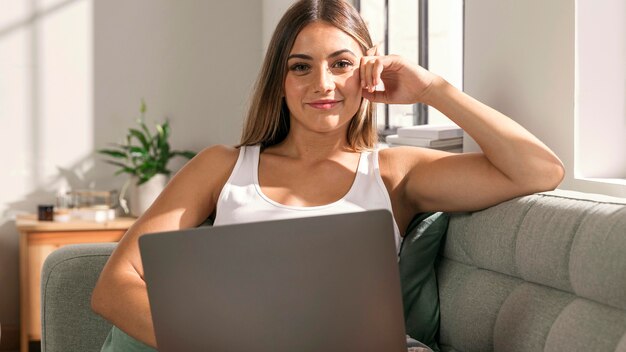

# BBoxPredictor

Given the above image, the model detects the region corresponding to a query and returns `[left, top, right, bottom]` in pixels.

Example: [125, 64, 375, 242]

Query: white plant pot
[129, 174, 168, 217]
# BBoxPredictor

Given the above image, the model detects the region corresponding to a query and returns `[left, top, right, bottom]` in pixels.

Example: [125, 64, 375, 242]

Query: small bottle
[38, 205, 54, 221]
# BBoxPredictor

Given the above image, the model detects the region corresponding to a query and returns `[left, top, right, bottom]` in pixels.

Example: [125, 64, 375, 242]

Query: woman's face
[284, 21, 364, 136]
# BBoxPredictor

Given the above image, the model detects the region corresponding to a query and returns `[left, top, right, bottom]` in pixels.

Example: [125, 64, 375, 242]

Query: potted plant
[99, 101, 196, 216]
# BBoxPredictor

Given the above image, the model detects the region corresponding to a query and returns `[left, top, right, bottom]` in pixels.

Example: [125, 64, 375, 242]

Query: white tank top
[213, 145, 402, 252]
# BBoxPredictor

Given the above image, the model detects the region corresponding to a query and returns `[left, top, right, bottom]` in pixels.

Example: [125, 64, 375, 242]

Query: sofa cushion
[41, 243, 117, 352]
[438, 192, 626, 352]
[399, 212, 450, 351]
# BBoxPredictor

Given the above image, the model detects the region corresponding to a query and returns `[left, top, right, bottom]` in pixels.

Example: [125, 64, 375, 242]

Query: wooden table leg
[19, 231, 29, 352]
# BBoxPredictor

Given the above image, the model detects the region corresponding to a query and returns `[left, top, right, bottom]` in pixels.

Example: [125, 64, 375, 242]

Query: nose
[313, 67, 335, 93]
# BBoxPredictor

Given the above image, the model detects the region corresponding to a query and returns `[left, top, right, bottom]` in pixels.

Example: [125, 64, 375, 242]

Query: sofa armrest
[41, 243, 116, 352]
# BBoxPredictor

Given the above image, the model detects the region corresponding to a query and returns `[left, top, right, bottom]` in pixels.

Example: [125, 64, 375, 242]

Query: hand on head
[359, 46, 438, 105]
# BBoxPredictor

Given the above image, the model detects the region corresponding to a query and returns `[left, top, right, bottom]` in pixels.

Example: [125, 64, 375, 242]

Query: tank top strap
[226, 145, 258, 187]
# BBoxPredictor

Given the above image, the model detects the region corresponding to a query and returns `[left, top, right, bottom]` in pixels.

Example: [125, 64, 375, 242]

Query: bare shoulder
[179, 144, 240, 191]
[143, 144, 241, 199]
[194, 144, 240, 165]
[179, 144, 240, 179]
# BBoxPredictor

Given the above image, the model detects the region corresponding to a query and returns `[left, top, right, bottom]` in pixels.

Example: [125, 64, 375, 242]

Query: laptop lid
[139, 209, 407, 352]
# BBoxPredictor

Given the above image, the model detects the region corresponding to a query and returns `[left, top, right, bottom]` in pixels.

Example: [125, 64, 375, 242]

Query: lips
[307, 100, 342, 110]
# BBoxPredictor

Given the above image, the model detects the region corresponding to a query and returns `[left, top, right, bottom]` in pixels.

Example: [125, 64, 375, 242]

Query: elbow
[531, 158, 565, 193]
[551, 160, 566, 189]
[91, 281, 105, 316]
[91, 277, 111, 319]
[512, 156, 565, 195]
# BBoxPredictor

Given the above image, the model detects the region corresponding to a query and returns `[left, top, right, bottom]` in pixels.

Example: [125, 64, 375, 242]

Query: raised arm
[91, 145, 239, 347]
[361, 55, 564, 214]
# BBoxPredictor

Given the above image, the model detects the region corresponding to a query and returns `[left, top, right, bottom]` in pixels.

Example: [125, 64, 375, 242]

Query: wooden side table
[16, 215, 135, 352]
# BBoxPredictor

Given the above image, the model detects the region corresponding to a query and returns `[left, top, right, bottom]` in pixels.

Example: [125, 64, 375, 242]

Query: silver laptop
[139, 210, 407, 352]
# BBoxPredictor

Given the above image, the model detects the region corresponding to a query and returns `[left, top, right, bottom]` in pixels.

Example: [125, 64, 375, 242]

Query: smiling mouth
[307, 100, 342, 110]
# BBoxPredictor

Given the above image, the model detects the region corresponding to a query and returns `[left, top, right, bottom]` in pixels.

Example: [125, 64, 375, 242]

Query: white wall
[262, 0, 297, 53]
[464, 0, 626, 198]
[0, 0, 262, 336]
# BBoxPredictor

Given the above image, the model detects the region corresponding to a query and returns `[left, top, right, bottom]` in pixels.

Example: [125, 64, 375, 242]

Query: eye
[289, 63, 311, 74]
[331, 59, 354, 72]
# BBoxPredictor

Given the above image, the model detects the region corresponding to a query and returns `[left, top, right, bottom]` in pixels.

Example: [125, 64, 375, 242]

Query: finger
[360, 56, 368, 88]
[361, 57, 372, 90]
[362, 87, 385, 103]
[372, 58, 384, 90]
[361, 88, 374, 101]
[367, 58, 386, 92]
[365, 59, 376, 92]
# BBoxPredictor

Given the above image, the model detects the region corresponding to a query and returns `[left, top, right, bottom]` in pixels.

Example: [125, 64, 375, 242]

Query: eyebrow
[287, 49, 357, 61]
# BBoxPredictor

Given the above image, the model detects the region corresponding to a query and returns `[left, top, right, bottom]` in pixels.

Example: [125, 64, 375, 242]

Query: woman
[91, 0, 564, 350]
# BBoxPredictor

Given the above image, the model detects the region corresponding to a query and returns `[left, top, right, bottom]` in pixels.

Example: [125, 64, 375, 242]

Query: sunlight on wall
[1, 2, 32, 208]
[39, 0, 94, 186]
[1, 0, 93, 207]
[0, 0, 93, 325]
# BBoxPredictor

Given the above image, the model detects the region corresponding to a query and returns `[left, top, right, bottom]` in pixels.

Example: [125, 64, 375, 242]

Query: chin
[311, 119, 353, 134]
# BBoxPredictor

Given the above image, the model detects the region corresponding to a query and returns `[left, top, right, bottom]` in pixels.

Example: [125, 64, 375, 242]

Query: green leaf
[128, 129, 150, 150]
[129, 146, 147, 157]
[115, 144, 132, 151]
[137, 176, 150, 185]
[114, 167, 137, 176]
[140, 120, 152, 144]
[104, 160, 128, 167]
[104, 160, 133, 172]
[98, 149, 127, 159]
[172, 150, 197, 159]
[137, 160, 157, 172]
[156, 124, 165, 138]
[101, 101, 197, 181]
[162, 120, 170, 140]
[160, 143, 171, 161]
[137, 171, 160, 185]
[154, 124, 166, 155]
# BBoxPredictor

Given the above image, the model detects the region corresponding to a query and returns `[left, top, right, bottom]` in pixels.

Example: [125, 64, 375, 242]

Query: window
[575, 0, 626, 182]
[356, 0, 464, 134]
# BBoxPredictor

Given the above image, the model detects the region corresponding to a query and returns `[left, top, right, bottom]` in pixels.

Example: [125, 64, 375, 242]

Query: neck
[269, 128, 354, 161]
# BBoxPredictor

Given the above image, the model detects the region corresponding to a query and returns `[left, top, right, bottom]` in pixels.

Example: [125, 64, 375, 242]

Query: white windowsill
[578, 177, 626, 186]
[564, 177, 626, 200]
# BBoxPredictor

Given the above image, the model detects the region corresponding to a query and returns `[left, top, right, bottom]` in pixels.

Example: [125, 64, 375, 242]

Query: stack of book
[385, 125, 463, 152]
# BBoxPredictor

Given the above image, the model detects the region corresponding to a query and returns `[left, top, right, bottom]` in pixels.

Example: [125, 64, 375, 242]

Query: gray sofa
[41, 191, 626, 352]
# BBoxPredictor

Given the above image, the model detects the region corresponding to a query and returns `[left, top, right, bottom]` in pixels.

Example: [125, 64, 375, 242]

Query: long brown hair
[238, 0, 376, 151]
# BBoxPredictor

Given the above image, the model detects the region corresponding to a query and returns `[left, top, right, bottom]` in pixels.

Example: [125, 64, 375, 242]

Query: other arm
[91, 145, 239, 347]
[362, 55, 564, 213]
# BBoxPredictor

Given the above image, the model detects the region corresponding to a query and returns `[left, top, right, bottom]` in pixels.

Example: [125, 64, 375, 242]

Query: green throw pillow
[399, 212, 450, 352]
[100, 326, 157, 352]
